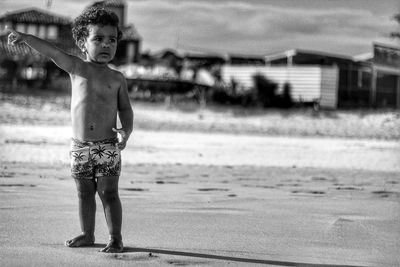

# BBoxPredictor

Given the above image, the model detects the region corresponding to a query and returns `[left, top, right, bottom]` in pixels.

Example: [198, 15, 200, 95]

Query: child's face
[82, 24, 118, 64]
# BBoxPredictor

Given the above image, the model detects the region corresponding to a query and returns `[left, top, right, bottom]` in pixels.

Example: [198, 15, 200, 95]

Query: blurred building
[0, 8, 77, 90]
[0, 0, 141, 90]
[264, 44, 400, 109]
[0, 8, 77, 58]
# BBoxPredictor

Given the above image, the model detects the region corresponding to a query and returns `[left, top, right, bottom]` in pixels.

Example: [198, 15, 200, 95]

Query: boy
[8, 7, 133, 253]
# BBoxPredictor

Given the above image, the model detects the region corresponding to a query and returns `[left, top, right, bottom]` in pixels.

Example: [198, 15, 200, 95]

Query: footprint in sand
[335, 186, 363, 191]
[167, 259, 209, 266]
[311, 176, 337, 183]
[371, 190, 399, 198]
[122, 188, 149, 192]
[291, 190, 325, 195]
[311, 176, 329, 181]
[155, 180, 180, 185]
[105, 252, 159, 262]
[0, 172, 16, 178]
[255, 185, 275, 189]
[0, 184, 36, 187]
[197, 188, 229, 192]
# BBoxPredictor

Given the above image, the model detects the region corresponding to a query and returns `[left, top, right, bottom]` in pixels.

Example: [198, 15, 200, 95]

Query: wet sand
[1, 124, 399, 266]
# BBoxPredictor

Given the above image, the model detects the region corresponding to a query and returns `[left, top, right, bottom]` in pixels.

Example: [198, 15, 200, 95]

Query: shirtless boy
[8, 7, 133, 253]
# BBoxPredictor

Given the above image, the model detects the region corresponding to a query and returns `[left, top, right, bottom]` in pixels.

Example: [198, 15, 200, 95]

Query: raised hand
[6, 26, 24, 46]
[112, 127, 128, 150]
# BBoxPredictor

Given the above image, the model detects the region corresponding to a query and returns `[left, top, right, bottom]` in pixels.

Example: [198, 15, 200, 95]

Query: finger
[8, 38, 16, 46]
[112, 127, 126, 138]
[117, 141, 126, 150]
[112, 127, 124, 134]
[7, 32, 19, 45]
[8, 34, 15, 45]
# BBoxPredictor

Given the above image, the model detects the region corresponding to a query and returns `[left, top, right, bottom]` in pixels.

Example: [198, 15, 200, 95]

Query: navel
[89, 122, 96, 131]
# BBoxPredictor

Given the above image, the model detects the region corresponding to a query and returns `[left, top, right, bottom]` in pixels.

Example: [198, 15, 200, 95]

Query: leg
[97, 176, 123, 253]
[65, 178, 96, 247]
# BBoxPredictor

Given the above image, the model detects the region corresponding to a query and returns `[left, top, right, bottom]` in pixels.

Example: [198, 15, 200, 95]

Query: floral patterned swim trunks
[70, 137, 121, 179]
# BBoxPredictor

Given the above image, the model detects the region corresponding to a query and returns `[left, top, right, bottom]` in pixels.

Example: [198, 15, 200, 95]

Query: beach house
[264, 45, 400, 109]
[221, 43, 400, 109]
[0, 0, 141, 90]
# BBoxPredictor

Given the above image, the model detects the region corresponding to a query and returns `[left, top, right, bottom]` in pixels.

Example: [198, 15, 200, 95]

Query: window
[27, 24, 37, 35]
[47, 25, 58, 39]
[39, 25, 47, 38]
[16, 23, 25, 33]
[4, 22, 11, 32]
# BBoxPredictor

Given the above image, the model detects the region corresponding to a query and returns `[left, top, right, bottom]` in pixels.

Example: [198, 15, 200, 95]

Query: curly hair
[72, 6, 123, 44]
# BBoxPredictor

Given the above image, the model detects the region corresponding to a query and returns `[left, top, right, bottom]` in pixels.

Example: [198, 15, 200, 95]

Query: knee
[98, 189, 119, 203]
[77, 189, 95, 200]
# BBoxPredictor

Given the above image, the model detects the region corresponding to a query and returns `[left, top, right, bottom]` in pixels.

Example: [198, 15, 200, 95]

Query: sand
[1, 122, 399, 267]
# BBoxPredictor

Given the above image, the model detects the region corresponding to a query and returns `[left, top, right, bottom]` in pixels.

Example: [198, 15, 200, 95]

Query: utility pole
[45, 0, 53, 10]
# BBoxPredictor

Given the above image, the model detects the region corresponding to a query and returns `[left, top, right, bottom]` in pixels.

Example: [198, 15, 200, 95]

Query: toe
[65, 234, 94, 248]
[99, 246, 111, 253]
[99, 245, 123, 253]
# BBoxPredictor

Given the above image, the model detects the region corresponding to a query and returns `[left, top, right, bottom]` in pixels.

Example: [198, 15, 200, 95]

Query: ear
[77, 39, 87, 53]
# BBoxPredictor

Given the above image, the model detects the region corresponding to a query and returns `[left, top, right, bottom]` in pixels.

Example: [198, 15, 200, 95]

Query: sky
[1, 0, 400, 56]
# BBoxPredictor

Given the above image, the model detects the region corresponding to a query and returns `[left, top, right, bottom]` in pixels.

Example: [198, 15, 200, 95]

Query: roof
[91, 0, 125, 8]
[0, 35, 34, 58]
[265, 49, 355, 62]
[0, 34, 80, 59]
[153, 49, 184, 60]
[353, 52, 373, 62]
[120, 24, 141, 41]
[184, 51, 228, 61]
[0, 8, 71, 25]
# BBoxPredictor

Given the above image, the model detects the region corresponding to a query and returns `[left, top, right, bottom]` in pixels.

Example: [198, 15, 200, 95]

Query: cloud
[126, 0, 398, 55]
[1, 0, 397, 55]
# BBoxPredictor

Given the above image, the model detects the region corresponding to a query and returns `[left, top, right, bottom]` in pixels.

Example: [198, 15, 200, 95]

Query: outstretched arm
[8, 28, 79, 74]
[113, 74, 134, 150]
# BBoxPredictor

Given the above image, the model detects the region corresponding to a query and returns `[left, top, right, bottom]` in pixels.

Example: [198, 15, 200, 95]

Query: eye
[110, 38, 117, 43]
[93, 37, 102, 42]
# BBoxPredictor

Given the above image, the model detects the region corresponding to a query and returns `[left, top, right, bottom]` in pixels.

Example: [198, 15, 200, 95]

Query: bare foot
[65, 234, 95, 247]
[99, 238, 123, 253]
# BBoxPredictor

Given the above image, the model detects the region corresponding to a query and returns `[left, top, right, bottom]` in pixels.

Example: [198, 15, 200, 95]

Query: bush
[278, 82, 294, 108]
[211, 85, 254, 107]
[252, 73, 278, 108]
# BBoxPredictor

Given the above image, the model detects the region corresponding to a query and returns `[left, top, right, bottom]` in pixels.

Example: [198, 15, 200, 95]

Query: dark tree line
[391, 13, 400, 39]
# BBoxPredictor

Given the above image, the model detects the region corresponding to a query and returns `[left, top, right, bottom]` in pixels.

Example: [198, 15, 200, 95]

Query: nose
[101, 41, 110, 48]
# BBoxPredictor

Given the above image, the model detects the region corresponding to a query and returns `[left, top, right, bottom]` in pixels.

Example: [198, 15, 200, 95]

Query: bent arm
[117, 75, 134, 138]
[8, 30, 79, 74]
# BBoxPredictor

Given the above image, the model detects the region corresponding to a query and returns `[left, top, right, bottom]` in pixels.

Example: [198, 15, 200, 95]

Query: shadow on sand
[121, 247, 364, 267]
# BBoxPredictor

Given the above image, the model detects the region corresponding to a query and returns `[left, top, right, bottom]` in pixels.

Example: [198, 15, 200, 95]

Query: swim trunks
[70, 137, 121, 179]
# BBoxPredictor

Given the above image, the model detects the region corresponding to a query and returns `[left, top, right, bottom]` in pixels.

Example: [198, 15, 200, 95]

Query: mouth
[98, 52, 110, 56]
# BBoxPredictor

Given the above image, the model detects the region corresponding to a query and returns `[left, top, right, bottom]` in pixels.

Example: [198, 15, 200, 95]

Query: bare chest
[72, 71, 120, 104]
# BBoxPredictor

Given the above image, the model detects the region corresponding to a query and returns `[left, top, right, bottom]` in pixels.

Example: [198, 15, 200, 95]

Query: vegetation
[391, 13, 400, 39]
[1, 90, 399, 140]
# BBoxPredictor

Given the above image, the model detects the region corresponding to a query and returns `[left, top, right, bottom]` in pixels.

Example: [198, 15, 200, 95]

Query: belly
[71, 100, 118, 141]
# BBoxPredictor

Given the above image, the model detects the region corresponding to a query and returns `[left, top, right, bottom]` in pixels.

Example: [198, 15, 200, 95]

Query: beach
[1, 94, 400, 266]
